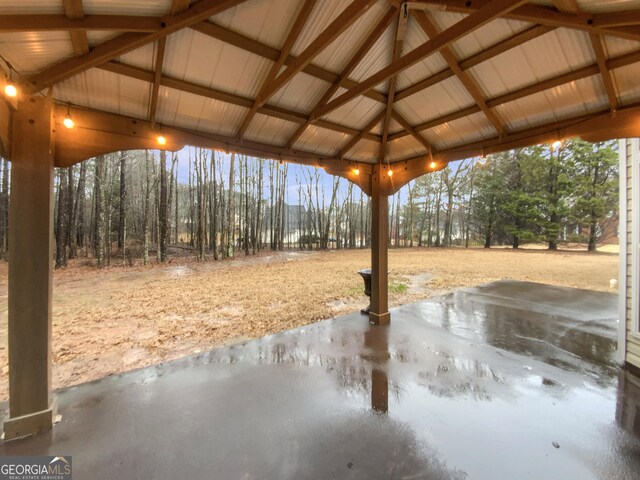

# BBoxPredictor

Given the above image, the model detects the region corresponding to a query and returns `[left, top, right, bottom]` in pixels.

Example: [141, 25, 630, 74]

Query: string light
[63, 104, 74, 129]
[387, 169, 393, 177]
[551, 140, 562, 151]
[429, 161, 437, 169]
[353, 168, 359, 175]
[3, 64, 17, 98]
[157, 135, 167, 145]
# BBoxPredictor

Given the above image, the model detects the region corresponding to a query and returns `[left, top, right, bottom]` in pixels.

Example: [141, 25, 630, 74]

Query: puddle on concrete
[2, 280, 638, 480]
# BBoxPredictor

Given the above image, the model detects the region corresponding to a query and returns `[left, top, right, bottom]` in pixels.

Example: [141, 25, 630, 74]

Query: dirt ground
[0, 246, 619, 401]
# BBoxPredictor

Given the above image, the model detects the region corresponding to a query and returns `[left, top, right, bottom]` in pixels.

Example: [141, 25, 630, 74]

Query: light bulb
[387, 169, 393, 177]
[4, 83, 17, 98]
[63, 115, 74, 129]
[552, 140, 562, 151]
[429, 161, 436, 169]
[354, 168, 359, 175]
[157, 135, 167, 145]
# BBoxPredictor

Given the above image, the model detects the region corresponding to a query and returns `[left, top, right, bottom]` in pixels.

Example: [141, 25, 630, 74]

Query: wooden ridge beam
[0, 14, 162, 32]
[29, 0, 248, 91]
[413, 10, 505, 134]
[236, 0, 317, 140]
[313, 0, 528, 121]
[98, 61, 381, 143]
[286, 6, 396, 149]
[255, 0, 376, 110]
[191, 21, 388, 105]
[171, 0, 192, 15]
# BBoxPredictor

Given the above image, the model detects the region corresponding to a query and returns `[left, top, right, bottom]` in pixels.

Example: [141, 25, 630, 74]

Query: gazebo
[1, 0, 640, 440]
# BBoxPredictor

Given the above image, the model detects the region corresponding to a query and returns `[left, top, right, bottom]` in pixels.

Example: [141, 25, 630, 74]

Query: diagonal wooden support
[63, 0, 89, 56]
[551, 0, 579, 13]
[314, 0, 527, 121]
[29, 0, 249, 91]
[380, 6, 409, 162]
[589, 33, 618, 111]
[236, 0, 317, 140]
[253, 0, 377, 110]
[286, 6, 396, 149]
[148, 38, 167, 123]
[340, 110, 386, 157]
[414, 10, 505, 134]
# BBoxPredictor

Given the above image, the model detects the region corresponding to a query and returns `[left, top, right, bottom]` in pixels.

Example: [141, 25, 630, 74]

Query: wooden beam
[63, 0, 89, 55]
[384, 103, 640, 194]
[388, 48, 640, 143]
[191, 21, 388, 105]
[0, 14, 162, 32]
[255, 0, 376, 109]
[51, 103, 370, 172]
[395, 24, 553, 102]
[98, 61, 381, 142]
[286, 6, 396, 148]
[171, 0, 191, 15]
[594, 10, 640, 28]
[414, 10, 505, 134]
[314, 0, 528, 121]
[589, 33, 618, 111]
[340, 110, 386, 157]
[236, 0, 316, 140]
[148, 38, 166, 123]
[409, 1, 640, 42]
[551, 0, 579, 14]
[29, 0, 248, 91]
[380, 7, 408, 162]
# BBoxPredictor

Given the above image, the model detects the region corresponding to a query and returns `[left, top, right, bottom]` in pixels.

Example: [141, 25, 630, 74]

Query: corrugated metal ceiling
[0, 0, 639, 165]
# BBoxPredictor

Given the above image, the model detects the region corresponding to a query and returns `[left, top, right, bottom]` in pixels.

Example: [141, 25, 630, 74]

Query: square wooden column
[369, 169, 390, 325]
[3, 94, 56, 440]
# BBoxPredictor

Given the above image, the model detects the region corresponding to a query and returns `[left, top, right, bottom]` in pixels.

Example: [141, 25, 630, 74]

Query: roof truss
[1, 0, 639, 179]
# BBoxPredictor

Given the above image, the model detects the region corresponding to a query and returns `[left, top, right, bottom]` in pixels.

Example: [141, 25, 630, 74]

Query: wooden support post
[369, 169, 390, 325]
[3, 94, 56, 440]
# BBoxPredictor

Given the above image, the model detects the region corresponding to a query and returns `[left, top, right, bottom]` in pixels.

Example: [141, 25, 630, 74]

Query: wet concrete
[1, 280, 639, 479]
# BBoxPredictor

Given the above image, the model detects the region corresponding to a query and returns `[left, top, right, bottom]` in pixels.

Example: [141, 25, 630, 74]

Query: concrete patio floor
[1, 280, 639, 479]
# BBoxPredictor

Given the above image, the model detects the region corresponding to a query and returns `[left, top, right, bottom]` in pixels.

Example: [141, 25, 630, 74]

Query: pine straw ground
[0, 247, 618, 401]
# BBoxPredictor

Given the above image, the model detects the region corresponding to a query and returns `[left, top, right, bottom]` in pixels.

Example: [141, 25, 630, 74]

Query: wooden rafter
[236, 0, 317, 141]
[28, 0, 249, 91]
[411, 1, 640, 42]
[171, 0, 192, 15]
[148, 38, 166, 124]
[594, 10, 640, 28]
[589, 33, 618, 111]
[340, 110, 386, 158]
[551, 0, 578, 14]
[191, 21, 388, 104]
[380, 6, 408, 163]
[253, 0, 376, 110]
[313, 0, 528, 121]
[286, 6, 396, 149]
[98, 60, 381, 142]
[0, 14, 162, 32]
[388, 48, 640, 143]
[414, 11, 504, 134]
[62, 0, 88, 55]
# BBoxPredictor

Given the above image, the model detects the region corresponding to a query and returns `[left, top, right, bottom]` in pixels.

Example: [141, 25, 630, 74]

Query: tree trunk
[118, 152, 127, 253]
[159, 150, 168, 262]
[95, 155, 106, 267]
